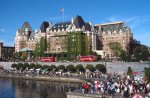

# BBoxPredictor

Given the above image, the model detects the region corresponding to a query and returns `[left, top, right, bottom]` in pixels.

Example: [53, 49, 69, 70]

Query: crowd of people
[82, 73, 150, 98]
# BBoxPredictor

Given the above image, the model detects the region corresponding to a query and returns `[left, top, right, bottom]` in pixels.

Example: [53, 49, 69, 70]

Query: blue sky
[0, 0, 150, 47]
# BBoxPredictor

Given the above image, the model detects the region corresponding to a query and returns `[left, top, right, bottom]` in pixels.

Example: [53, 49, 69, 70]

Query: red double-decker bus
[40, 57, 56, 62]
[79, 55, 96, 62]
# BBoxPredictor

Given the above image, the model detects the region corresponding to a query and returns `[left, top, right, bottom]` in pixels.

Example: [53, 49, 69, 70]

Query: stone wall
[0, 62, 149, 74]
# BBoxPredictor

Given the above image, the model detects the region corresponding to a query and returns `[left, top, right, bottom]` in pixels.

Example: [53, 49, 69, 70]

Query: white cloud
[105, 15, 150, 29]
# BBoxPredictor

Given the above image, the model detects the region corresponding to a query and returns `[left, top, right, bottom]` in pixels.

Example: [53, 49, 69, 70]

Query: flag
[60, 7, 64, 13]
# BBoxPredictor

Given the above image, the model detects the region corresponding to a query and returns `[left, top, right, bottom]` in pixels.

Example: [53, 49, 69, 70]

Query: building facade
[96, 21, 132, 59]
[15, 16, 132, 59]
[0, 42, 15, 60]
[15, 16, 97, 55]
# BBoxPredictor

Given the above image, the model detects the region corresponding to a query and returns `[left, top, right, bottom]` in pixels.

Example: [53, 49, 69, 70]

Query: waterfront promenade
[0, 61, 150, 98]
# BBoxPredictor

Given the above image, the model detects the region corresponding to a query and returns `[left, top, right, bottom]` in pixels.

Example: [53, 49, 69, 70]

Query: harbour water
[0, 78, 81, 98]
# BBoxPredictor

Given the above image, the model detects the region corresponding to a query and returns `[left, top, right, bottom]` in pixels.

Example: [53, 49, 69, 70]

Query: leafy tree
[34, 37, 47, 57]
[66, 64, 76, 72]
[76, 64, 85, 72]
[17, 63, 24, 70]
[41, 65, 49, 70]
[58, 65, 65, 71]
[21, 63, 28, 71]
[35, 64, 42, 69]
[108, 42, 123, 58]
[84, 34, 91, 55]
[127, 66, 132, 75]
[50, 65, 57, 71]
[34, 42, 40, 58]
[144, 67, 150, 81]
[11, 63, 17, 68]
[129, 39, 150, 61]
[47, 66, 53, 71]
[95, 64, 106, 73]
[67, 31, 91, 60]
[40, 37, 47, 56]
[132, 45, 150, 61]
[67, 32, 82, 60]
[119, 50, 130, 61]
[86, 64, 95, 72]
[29, 63, 36, 69]
[23, 63, 29, 70]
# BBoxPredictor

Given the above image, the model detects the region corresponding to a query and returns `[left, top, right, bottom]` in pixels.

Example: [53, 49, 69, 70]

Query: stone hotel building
[96, 22, 132, 58]
[15, 16, 132, 59]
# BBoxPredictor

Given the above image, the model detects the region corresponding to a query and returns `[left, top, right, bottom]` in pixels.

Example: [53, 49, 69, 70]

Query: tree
[67, 31, 91, 61]
[21, 63, 28, 71]
[84, 34, 91, 55]
[132, 45, 150, 61]
[17, 63, 24, 70]
[29, 63, 36, 69]
[129, 39, 150, 61]
[76, 64, 85, 72]
[34, 42, 40, 58]
[119, 50, 129, 61]
[40, 37, 47, 56]
[66, 64, 76, 72]
[86, 64, 95, 72]
[95, 64, 106, 73]
[144, 67, 150, 81]
[11, 63, 17, 68]
[47, 66, 53, 71]
[67, 32, 82, 60]
[127, 66, 132, 75]
[58, 65, 65, 71]
[108, 42, 123, 58]
[50, 65, 57, 71]
[41, 65, 49, 70]
[34, 64, 42, 69]
[34, 37, 47, 57]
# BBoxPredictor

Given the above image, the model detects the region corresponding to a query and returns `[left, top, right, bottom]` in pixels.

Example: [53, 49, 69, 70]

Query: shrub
[75, 64, 85, 72]
[22, 63, 30, 71]
[29, 63, 36, 69]
[58, 65, 65, 71]
[66, 64, 76, 72]
[144, 67, 150, 81]
[86, 64, 95, 72]
[127, 66, 132, 75]
[35, 64, 42, 69]
[11, 63, 17, 68]
[41, 65, 49, 70]
[17, 63, 23, 70]
[95, 64, 106, 73]
[51, 65, 57, 71]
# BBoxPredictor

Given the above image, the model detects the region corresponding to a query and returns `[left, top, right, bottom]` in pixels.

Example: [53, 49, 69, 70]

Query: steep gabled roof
[29, 32, 35, 39]
[73, 15, 85, 28]
[40, 21, 49, 32]
[19, 22, 32, 32]
[18, 22, 32, 36]
[51, 22, 71, 31]
[84, 23, 92, 31]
